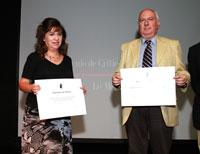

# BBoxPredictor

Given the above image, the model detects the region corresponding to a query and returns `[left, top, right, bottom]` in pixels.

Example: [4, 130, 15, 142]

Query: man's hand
[112, 72, 122, 87]
[174, 74, 188, 87]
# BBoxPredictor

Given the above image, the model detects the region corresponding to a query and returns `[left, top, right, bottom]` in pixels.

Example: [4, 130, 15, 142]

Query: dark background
[0, 0, 21, 151]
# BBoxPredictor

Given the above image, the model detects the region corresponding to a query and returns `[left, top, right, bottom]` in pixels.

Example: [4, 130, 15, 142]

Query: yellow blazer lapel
[130, 39, 140, 67]
[156, 37, 167, 66]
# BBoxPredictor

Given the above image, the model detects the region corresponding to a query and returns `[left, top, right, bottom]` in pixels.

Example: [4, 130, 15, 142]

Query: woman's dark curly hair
[35, 17, 68, 58]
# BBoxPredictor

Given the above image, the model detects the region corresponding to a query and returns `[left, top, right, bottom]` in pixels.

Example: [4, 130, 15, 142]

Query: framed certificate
[35, 78, 87, 120]
[120, 66, 176, 106]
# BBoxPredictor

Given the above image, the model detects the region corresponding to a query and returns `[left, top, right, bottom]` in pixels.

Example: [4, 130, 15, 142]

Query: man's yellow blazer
[115, 36, 190, 127]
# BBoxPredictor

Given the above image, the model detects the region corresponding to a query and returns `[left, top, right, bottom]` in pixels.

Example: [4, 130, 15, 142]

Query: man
[188, 42, 200, 151]
[112, 8, 190, 154]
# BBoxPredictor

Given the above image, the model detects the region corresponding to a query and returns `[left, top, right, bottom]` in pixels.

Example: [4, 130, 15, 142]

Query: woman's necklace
[47, 55, 59, 60]
[45, 53, 60, 61]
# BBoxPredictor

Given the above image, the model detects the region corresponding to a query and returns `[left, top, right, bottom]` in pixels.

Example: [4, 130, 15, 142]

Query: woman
[19, 17, 85, 154]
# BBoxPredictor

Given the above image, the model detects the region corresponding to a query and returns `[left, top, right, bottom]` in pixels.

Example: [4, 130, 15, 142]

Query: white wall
[19, 0, 200, 139]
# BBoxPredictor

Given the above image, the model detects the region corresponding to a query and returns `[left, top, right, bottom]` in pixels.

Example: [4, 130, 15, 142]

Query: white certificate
[120, 66, 176, 106]
[35, 78, 86, 120]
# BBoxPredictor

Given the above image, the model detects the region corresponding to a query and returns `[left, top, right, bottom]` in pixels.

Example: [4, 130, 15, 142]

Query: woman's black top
[21, 52, 74, 113]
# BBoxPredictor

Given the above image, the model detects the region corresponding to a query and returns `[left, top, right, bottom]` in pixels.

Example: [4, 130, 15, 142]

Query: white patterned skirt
[21, 106, 73, 154]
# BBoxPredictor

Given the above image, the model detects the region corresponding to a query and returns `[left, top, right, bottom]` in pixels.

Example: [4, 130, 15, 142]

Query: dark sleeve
[67, 56, 74, 78]
[21, 52, 39, 81]
[188, 45, 200, 95]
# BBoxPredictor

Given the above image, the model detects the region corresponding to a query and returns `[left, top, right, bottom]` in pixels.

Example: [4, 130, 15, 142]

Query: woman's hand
[80, 86, 87, 95]
[31, 84, 41, 95]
